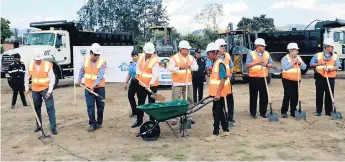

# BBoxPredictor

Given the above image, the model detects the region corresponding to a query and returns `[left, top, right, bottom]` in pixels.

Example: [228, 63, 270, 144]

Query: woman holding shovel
[280, 43, 306, 118]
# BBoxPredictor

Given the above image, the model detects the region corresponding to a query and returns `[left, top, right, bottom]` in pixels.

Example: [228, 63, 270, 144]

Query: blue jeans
[32, 89, 56, 131]
[85, 87, 105, 126]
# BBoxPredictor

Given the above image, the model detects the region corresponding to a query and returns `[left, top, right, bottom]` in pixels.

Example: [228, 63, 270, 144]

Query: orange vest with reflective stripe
[136, 53, 159, 87]
[84, 56, 106, 88]
[28, 60, 52, 92]
[282, 55, 302, 81]
[248, 51, 270, 78]
[171, 53, 194, 83]
[223, 52, 233, 76]
[315, 52, 338, 78]
[209, 59, 231, 97]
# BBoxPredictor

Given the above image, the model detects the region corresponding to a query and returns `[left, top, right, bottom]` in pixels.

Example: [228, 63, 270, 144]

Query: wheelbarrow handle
[187, 96, 215, 114]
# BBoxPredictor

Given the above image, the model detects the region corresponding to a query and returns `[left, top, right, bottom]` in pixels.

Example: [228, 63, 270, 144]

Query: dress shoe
[51, 129, 58, 135]
[316, 112, 322, 116]
[131, 120, 143, 128]
[281, 114, 288, 118]
[87, 125, 96, 132]
[34, 127, 41, 132]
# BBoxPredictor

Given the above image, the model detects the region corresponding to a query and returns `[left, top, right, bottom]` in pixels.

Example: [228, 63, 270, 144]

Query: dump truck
[1, 20, 134, 87]
[149, 26, 178, 85]
[252, 19, 345, 75]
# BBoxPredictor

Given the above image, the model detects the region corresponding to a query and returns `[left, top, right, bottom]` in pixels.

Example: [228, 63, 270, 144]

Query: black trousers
[192, 80, 204, 103]
[315, 78, 335, 114]
[281, 78, 299, 116]
[128, 79, 139, 115]
[10, 82, 27, 106]
[136, 85, 157, 121]
[249, 77, 268, 117]
[226, 93, 234, 121]
[212, 97, 228, 135]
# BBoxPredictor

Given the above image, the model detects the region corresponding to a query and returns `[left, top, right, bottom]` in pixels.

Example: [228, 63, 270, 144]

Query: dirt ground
[1, 76, 345, 161]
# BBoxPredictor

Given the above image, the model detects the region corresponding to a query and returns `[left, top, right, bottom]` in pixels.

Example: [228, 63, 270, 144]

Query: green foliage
[1, 46, 4, 54]
[182, 29, 218, 50]
[134, 36, 146, 52]
[1, 17, 13, 43]
[237, 14, 276, 32]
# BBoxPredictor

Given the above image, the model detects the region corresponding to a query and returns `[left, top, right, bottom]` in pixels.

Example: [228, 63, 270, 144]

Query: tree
[14, 28, 19, 39]
[237, 14, 276, 32]
[194, 4, 224, 31]
[1, 17, 13, 43]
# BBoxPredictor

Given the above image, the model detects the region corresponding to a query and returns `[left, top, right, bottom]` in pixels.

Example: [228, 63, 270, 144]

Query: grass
[238, 152, 255, 161]
[256, 141, 294, 149]
[277, 151, 292, 160]
[159, 152, 187, 161]
[131, 153, 152, 161]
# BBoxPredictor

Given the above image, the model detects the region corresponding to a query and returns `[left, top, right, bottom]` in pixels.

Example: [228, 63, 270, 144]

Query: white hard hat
[215, 39, 227, 48]
[33, 49, 43, 60]
[90, 43, 102, 55]
[287, 43, 299, 50]
[178, 40, 191, 49]
[254, 38, 267, 46]
[205, 42, 218, 52]
[143, 42, 155, 54]
[323, 38, 334, 47]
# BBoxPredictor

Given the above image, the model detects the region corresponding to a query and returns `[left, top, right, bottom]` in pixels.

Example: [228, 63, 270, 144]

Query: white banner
[73, 46, 134, 83]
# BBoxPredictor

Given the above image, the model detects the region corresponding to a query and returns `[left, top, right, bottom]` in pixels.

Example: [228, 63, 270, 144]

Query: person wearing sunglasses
[77, 43, 106, 132]
[215, 39, 236, 124]
[310, 38, 341, 116]
[280, 43, 307, 118]
[245, 38, 273, 119]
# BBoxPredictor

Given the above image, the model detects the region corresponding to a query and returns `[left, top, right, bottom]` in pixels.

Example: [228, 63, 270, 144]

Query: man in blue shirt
[215, 39, 236, 124]
[280, 43, 307, 118]
[77, 43, 106, 132]
[245, 38, 273, 119]
[310, 38, 342, 116]
[204, 42, 230, 142]
[125, 51, 138, 117]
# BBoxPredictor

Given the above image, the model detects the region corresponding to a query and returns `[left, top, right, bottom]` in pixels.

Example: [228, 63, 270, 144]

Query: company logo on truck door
[44, 50, 52, 56]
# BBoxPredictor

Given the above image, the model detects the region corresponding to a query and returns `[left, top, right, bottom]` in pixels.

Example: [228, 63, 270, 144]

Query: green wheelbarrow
[136, 96, 215, 141]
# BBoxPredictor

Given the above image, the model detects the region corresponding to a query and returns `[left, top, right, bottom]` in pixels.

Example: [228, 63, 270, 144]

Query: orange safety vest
[84, 56, 106, 88]
[223, 52, 234, 76]
[209, 59, 231, 97]
[248, 51, 270, 78]
[282, 54, 302, 81]
[28, 60, 53, 92]
[315, 52, 338, 78]
[136, 53, 159, 87]
[171, 53, 195, 83]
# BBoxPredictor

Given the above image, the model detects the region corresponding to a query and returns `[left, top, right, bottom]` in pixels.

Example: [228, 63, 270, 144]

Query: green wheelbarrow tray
[137, 100, 189, 121]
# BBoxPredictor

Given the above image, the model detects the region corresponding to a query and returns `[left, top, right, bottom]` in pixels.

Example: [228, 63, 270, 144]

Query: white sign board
[73, 46, 134, 83]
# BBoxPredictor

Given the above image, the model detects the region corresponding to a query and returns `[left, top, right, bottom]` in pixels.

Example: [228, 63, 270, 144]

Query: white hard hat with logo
[178, 40, 191, 49]
[215, 39, 227, 48]
[323, 38, 334, 47]
[254, 38, 267, 46]
[206, 42, 218, 52]
[90, 43, 102, 55]
[287, 43, 299, 50]
[33, 49, 43, 60]
[143, 42, 155, 54]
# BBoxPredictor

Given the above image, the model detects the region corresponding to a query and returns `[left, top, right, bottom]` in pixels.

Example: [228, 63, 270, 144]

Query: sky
[1, 0, 345, 34]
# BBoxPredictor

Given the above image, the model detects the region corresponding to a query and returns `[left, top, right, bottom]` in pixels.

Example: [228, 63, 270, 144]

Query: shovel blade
[331, 112, 343, 120]
[295, 110, 307, 121]
[38, 135, 52, 144]
[152, 94, 165, 101]
[268, 112, 279, 122]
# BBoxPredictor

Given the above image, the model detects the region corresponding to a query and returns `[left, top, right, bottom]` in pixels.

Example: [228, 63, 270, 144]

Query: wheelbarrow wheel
[139, 121, 160, 141]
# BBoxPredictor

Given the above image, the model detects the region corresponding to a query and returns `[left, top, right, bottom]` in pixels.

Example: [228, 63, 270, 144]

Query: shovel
[262, 66, 278, 122]
[324, 65, 343, 120]
[137, 79, 165, 101]
[79, 84, 113, 103]
[26, 93, 52, 143]
[295, 65, 306, 120]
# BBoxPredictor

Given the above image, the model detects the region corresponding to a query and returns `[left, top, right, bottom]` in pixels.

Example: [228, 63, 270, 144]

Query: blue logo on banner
[118, 62, 129, 71]
[161, 74, 172, 79]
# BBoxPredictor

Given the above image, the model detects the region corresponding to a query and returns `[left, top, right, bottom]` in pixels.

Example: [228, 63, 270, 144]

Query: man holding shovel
[215, 39, 236, 124]
[280, 43, 307, 118]
[245, 38, 273, 119]
[132, 42, 160, 128]
[310, 38, 341, 116]
[168, 40, 199, 125]
[77, 43, 106, 132]
[205, 42, 230, 142]
[25, 52, 57, 135]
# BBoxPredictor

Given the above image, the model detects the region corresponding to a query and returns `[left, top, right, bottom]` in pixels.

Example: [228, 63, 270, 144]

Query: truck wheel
[267, 73, 272, 84]
[53, 67, 60, 89]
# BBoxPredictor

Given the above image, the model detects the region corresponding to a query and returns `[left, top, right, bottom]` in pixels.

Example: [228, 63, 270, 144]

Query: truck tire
[267, 73, 272, 84]
[53, 67, 60, 89]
